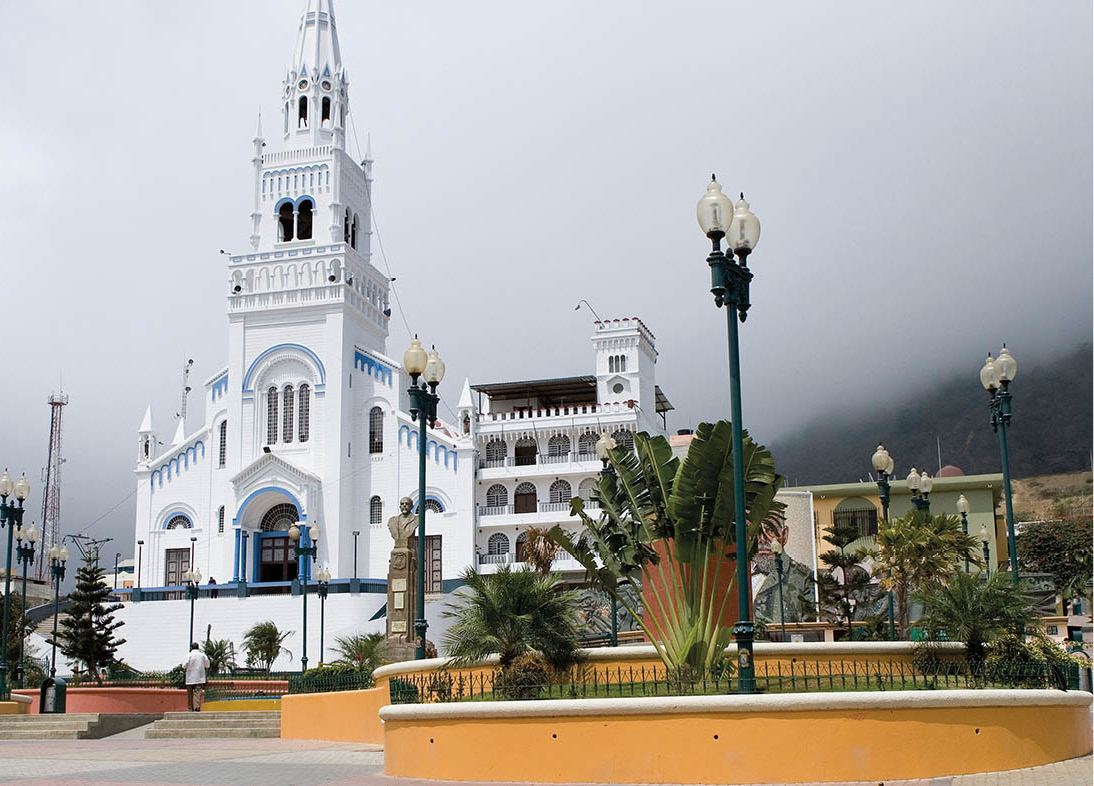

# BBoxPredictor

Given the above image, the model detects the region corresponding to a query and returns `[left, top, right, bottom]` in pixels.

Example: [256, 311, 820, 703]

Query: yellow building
[784, 469, 1006, 569]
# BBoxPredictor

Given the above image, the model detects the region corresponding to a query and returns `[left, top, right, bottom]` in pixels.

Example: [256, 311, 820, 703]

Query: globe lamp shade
[0, 470, 12, 497]
[403, 338, 428, 377]
[995, 345, 1017, 385]
[920, 472, 933, 494]
[696, 177, 734, 238]
[308, 523, 321, 542]
[979, 355, 999, 391]
[956, 494, 970, 515]
[871, 445, 890, 473]
[906, 468, 920, 491]
[729, 195, 761, 254]
[424, 347, 446, 385]
[288, 523, 302, 543]
[14, 474, 30, 501]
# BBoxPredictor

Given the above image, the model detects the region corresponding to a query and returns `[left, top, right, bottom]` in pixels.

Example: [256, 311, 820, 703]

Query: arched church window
[577, 432, 597, 457]
[321, 97, 332, 127]
[369, 406, 383, 453]
[619, 355, 627, 372]
[298, 385, 310, 442]
[550, 479, 572, 504]
[278, 203, 295, 242]
[298, 96, 308, 128]
[424, 499, 443, 514]
[611, 429, 634, 452]
[218, 420, 227, 468]
[266, 387, 279, 444]
[488, 532, 510, 556]
[296, 199, 313, 240]
[282, 385, 295, 443]
[218, 506, 225, 534]
[486, 484, 508, 508]
[260, 502, 298, 532]
[370, 495, 383, 527]
[485, 439, 506, 465]
[608, 356, 615, 373]
[351, 214, 359, 249]
[166, 514, 191, 530]
[547, 435, 570, 457]
[343, 208, 350, 243]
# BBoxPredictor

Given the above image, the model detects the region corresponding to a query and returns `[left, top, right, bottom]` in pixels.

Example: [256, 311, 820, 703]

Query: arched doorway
[258, 503, 300, 584]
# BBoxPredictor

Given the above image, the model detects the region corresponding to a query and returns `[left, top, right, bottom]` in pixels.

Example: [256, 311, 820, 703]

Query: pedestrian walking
[184, 642, 210, 712]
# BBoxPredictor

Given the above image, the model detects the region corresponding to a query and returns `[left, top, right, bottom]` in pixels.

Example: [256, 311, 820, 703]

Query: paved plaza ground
[0, 737, 1088, 786]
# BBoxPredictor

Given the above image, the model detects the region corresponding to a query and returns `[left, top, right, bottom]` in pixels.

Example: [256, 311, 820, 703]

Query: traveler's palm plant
[442, 566, 582, 670]
[549, 422, 784, 672]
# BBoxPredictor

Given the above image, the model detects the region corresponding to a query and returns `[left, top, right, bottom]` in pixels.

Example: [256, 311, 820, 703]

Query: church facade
[125, 0, 670, 663]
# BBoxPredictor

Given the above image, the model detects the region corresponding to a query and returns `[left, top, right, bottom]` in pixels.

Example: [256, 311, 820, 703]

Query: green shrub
[494, 653, 552, 700]
[389, 677, 419, 703]
[167, 664, 186, 689]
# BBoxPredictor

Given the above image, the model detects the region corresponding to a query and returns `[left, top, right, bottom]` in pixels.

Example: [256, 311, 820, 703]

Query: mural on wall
[575, 585, 643, 638]
[752, 510, 818, 626]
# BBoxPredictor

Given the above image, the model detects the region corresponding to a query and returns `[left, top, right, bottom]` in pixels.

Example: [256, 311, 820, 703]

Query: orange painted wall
[641, 539, 746, 643]
[383, 702, 1093, 784]
[280, 687, 386, 744]
[11, 688, 188, 715]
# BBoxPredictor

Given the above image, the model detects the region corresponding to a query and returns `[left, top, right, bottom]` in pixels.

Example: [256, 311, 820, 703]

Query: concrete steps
[0, 713, 162, 740]
[145, 711, 281, 739]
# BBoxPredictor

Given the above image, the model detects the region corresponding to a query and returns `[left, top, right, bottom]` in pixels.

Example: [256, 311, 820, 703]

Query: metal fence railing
[287, 671, 375, 695]
[388, 659, 1085, 705]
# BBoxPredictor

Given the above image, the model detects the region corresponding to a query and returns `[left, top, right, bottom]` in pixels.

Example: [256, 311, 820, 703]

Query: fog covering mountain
[770, 343, 1092, 486]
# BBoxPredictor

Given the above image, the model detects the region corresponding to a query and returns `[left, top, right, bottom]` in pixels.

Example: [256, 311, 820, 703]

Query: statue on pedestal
[381, 497, 420, 662]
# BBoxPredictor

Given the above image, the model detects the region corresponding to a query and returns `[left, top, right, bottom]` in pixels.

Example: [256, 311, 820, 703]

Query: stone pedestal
[382, 546, 418, 661]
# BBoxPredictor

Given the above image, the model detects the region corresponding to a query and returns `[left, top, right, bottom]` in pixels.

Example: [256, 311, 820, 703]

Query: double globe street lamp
[288, 522, 320, 672]
[403, 337, 446, 659]
[47, 543, 69, 678]
[0, 470, 31, 700]
[906, 468, 934, 511]
[956, 494, 971, 573]
[14, 523, 39, 687]
[870, 445, 897, 640]
[979, 346, 1019, 583]
[316, 566, 331, 666]
[183, 564, 202, 647]
[697, 176, 761, 694]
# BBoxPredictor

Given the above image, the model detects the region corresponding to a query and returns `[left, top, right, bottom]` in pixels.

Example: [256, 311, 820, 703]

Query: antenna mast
[37, 392, 69, 580]
[178, 358, 194, 424]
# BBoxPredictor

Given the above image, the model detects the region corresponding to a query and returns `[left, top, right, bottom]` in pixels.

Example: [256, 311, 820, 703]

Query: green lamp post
[13, 523, 37, 688]
[47, 543, 69, 677]
[288, 521, 320, 672]
[316, 566, 331, 666]
[979, 346, 1019, 583]
[0, 470, 31, 700]
[769, 538, 787, 640]
[183, 564, 201, 648]
[595, 432, 619, 646]
[403, 337, 446, 660]
[979, 524, 991, 578]
[870, 445, 897, 641]
[696, 176, 761, 694]
[906, 468, 933, 512]
[956, 494, 971, 573]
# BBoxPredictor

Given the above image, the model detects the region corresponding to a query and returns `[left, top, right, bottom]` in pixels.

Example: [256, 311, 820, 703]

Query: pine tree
[816, 520, 880, 640]
[55, 552, 125, 683]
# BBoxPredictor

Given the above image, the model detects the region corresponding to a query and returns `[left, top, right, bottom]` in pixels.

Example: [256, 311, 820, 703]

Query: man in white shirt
[184, 643, 210, 712]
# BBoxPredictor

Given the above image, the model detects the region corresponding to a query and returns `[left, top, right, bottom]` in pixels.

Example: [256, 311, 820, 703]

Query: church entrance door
[259, 535, 298, 584]
[165, 548, 190, 600]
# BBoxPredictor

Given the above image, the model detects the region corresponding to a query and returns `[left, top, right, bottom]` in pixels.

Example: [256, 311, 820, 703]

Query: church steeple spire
[283, 0, 348, 149]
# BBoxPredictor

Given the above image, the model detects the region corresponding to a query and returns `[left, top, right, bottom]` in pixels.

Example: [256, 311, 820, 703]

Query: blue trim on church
[211, 375, 228, 402]
[354, 350, 394, 386]
[242, 343, 327, 393]
[397, 425, 457, 472]
[150, 441, 205, 490]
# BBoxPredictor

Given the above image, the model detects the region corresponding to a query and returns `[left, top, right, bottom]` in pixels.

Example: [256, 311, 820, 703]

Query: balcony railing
[478, 501, 588, 516]
[477, 401, 638, 422]
[477, 451, 599, 470]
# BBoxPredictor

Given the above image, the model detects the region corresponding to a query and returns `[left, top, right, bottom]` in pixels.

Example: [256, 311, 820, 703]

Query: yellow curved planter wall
[279, 687, 386, 744]
[381, 692, 1092, 784]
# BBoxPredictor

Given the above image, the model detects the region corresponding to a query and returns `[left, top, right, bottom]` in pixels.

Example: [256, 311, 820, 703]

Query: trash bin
[39, 677, 66, 714]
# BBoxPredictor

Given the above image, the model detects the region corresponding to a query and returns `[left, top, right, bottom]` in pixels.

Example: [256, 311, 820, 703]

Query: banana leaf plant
[548, 421, 784, 672]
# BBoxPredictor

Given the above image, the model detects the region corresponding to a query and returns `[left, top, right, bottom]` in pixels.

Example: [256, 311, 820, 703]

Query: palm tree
[242, 621, 292, 671]
[333, 632, 385, 673]
[442, 566, 582, 670]
[915, 570, 1036, 662]
[521, 527, 559, 575]
[202, 638, 237, 675]
[873, 510, 978, 638]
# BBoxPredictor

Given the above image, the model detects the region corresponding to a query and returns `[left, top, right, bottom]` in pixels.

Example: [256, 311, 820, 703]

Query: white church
[116, 0, 672, 670]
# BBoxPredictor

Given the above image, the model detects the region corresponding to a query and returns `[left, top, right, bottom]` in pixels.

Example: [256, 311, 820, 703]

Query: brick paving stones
[0, 739, 1087, 785]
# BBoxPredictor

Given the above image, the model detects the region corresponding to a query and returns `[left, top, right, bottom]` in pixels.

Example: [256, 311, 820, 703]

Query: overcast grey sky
[1, 1, 1090, 562]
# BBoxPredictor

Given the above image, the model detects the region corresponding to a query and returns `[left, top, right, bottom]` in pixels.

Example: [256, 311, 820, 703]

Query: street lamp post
[769, 538, 787, 641]
[351, 531, 360, 580]
[595, 432, 619, 647]
[316, 567, 331, 666]
[870, 445, 897, 641]
[136, 540, 144, 590]
[979, 524, 991, 577]
[403, 338, 445, 660]
[288, 522, 320, 672]
[0, 470, 31, 700]
[697, 176, 762, 694]
[184, 565, 202, 647]
[47, 544, 69, 677]
[979, 346, 1020, 583]
[906, 468, 933, 511]
[14, 523, 38, 688]
[114, 552, 121, 590]
[956, 494, 971, 573]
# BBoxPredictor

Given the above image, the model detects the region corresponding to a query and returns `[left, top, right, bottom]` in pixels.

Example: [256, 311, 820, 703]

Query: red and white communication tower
[37, 392, 68, 580]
